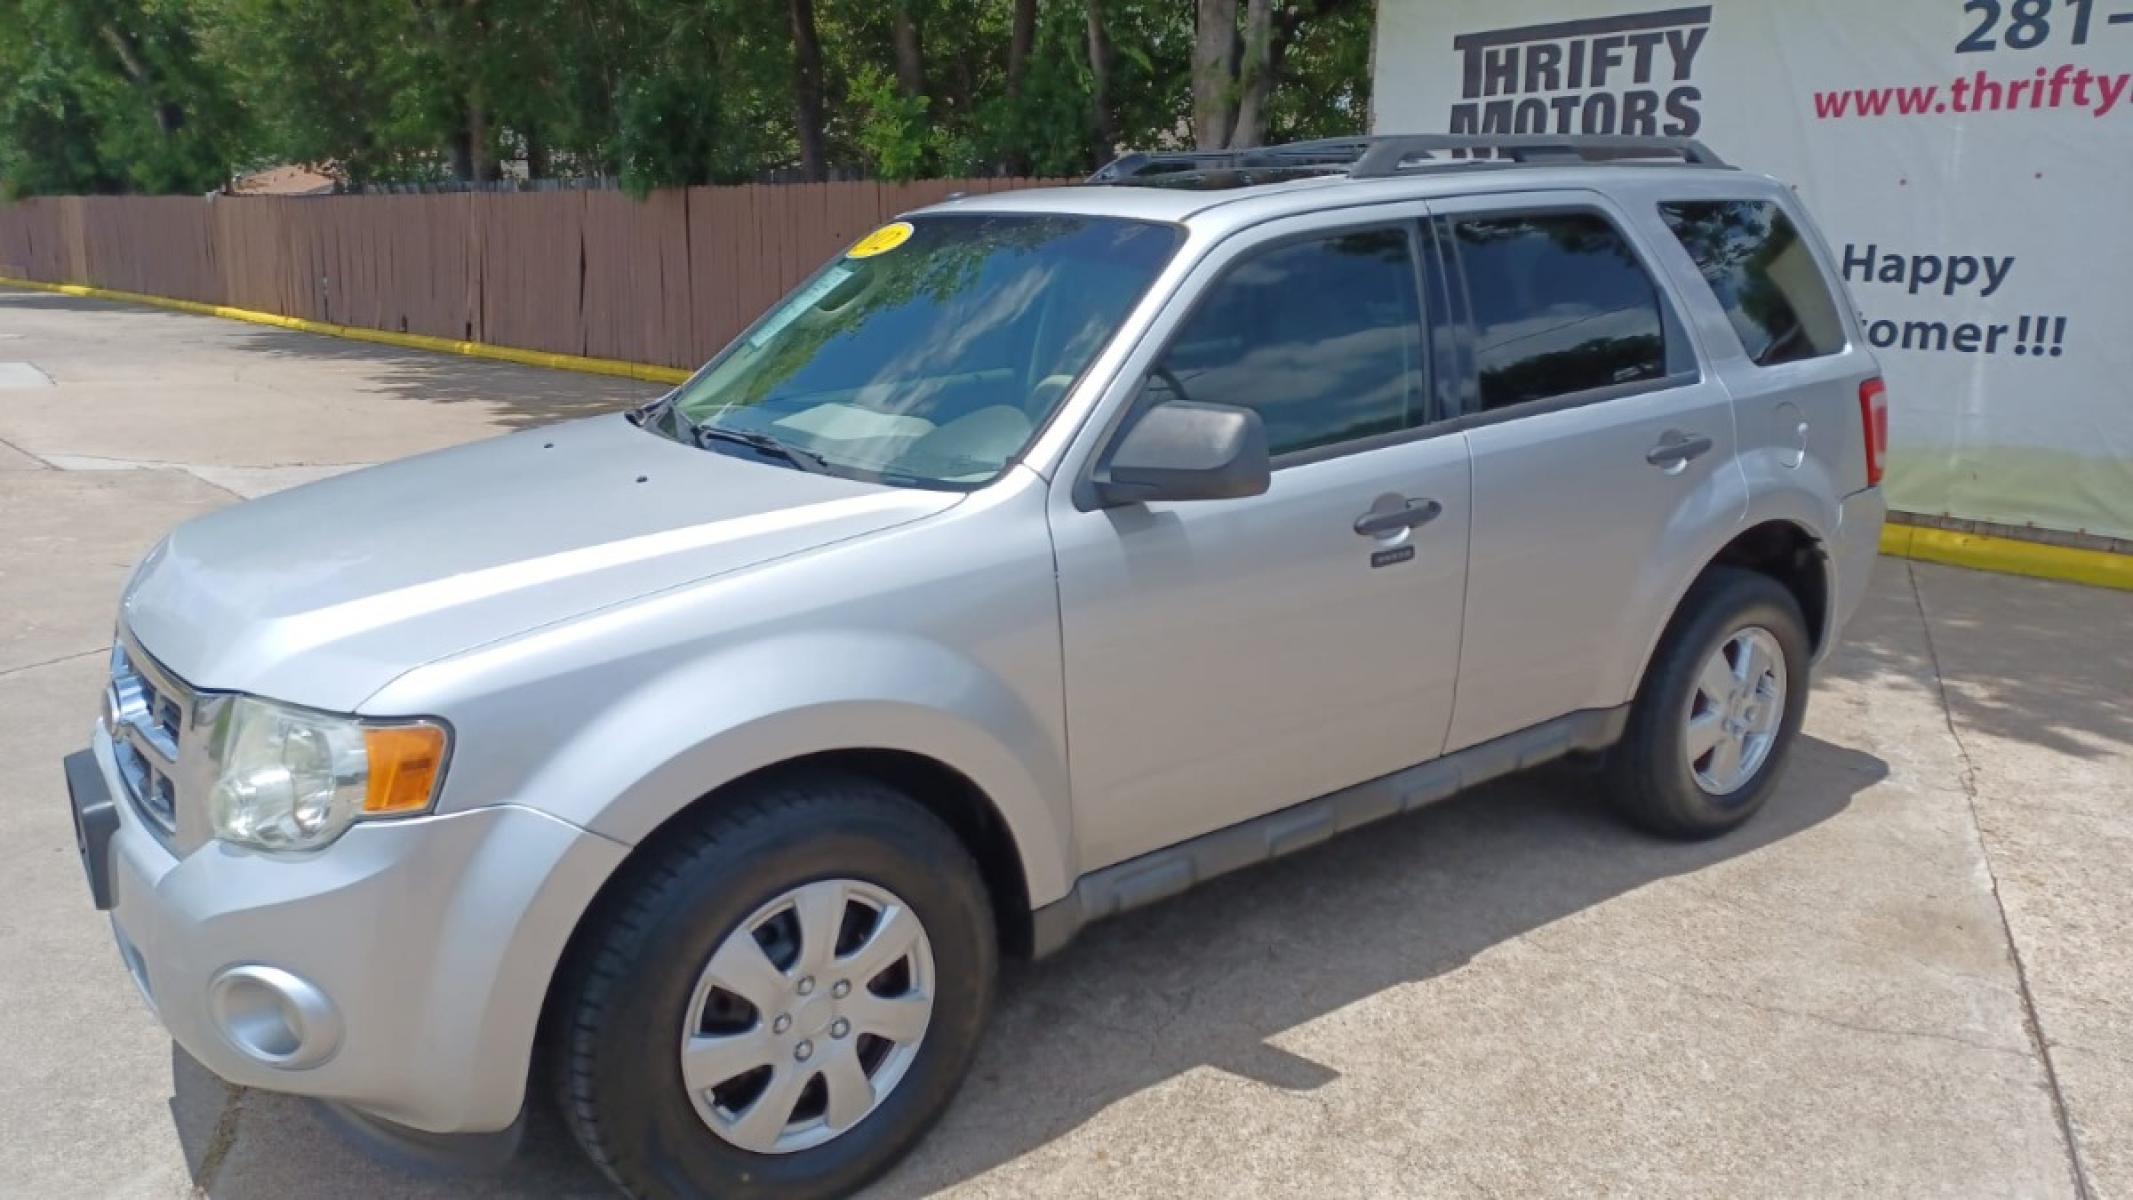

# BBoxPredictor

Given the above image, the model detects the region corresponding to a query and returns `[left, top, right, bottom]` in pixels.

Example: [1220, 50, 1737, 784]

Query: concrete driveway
[2, 286, 2128, 1199]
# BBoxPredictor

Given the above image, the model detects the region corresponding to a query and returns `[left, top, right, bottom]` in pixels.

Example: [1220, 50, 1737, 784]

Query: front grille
[107, 636, 197, 836]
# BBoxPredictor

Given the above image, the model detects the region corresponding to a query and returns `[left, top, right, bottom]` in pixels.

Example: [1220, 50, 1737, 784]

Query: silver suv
[64, 135, 1886, 1199]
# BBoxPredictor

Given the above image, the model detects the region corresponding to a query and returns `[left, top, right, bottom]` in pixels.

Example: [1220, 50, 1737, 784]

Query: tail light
[1858, 377, 1888, 487]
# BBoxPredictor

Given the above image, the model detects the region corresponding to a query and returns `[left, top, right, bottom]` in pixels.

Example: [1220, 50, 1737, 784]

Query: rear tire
[553, 770, 996, 1200]
[1605, 567, 1810, 839]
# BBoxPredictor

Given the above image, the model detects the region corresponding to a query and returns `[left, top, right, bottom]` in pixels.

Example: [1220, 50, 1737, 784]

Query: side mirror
[1092, 400, 1271, 507]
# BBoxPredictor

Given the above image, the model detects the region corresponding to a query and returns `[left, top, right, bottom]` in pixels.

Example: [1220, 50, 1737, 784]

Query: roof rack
[1086, 133, 1726, 184]
[1351, 134, 1726, 175]
[1084, 138, 1378, 183]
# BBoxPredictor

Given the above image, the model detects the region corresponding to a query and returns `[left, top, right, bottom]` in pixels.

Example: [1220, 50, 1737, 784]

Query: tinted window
[1659, 200, 1845, 366]
[1154, 229, 1424, 457]
[667, 215, 1180, 488]
[1453, 212, 1667, 411]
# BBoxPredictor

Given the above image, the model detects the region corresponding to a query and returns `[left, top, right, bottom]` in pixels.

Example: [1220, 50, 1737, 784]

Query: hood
[123, 414, 959, 712]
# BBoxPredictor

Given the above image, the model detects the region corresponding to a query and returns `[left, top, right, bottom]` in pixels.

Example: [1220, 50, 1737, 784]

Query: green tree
[0, 22, 121, 195]
[0, 0, 250, 196]
[196, 0, 448, 185]
[3, 0, 1381, 197]
[1190, 0, 1369, 150]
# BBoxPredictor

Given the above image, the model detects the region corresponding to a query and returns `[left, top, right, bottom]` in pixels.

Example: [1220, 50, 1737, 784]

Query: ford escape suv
[64, 134, 1886, 1199]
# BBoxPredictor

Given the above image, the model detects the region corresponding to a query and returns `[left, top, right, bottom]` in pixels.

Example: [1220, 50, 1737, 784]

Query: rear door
[1431, 191, 1746, 751]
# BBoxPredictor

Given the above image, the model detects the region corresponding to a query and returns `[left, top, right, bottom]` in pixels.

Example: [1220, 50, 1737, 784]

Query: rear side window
[1451, 212, 1667, 412]
[1155, 228, 1425, 458]
[1658, 200, 1846, 366]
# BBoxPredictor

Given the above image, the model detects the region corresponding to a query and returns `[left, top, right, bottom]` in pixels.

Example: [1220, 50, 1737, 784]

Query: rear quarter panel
[1620, 175, 1880, 659]
[1632, 174, 1879, 508]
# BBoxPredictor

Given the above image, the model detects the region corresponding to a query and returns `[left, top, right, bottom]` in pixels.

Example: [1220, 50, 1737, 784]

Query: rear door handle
[1353, 497, 1442, 537]
[1645, 430, 1714, 469]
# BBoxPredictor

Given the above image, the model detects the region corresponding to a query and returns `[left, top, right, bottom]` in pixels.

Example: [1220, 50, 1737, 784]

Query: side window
[1153, 228, 1425, 458]
[1659, 200, 1846, 366]
[1451, 212, 1668, 412]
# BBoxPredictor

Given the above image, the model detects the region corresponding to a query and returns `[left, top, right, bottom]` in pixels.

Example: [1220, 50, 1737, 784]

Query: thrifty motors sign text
[1448, 6, 1710, 139]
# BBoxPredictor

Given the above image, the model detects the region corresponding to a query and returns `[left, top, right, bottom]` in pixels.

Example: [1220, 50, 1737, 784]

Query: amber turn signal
[362, 724, 448, 815]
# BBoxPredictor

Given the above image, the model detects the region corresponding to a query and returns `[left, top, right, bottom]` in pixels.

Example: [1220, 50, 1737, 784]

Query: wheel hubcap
[1685, 626, 1787, 797]
[679, 878, 934, 1155]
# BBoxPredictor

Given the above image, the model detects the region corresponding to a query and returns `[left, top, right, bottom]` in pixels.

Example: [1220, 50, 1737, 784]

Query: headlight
[208, 697, 449, 852]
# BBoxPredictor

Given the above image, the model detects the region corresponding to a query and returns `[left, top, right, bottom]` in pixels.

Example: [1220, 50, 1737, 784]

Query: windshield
[658, 213, 1181, 488]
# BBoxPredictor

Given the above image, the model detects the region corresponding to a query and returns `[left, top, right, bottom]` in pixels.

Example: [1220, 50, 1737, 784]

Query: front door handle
[1645, 430, 1714, 469]
[1354, 497, 1442, 537]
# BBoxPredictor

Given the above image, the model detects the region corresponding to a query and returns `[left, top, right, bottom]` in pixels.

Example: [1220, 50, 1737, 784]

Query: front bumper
[75, 721, 628, 1134]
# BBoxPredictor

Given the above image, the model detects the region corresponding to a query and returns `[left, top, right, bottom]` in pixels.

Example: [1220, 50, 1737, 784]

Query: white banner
[1374, 0, 2133, 540]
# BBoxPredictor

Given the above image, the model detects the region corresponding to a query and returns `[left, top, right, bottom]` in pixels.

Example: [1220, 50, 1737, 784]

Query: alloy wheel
[1683, 625, 1787, 797]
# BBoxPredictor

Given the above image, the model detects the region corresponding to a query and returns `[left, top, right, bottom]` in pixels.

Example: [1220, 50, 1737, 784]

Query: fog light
[208, 965, 342, 1069]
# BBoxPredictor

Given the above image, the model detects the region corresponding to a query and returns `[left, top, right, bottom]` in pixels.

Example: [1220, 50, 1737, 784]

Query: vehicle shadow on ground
[164, 735, 1881, 1199]
[872, 733, 1882, 1196]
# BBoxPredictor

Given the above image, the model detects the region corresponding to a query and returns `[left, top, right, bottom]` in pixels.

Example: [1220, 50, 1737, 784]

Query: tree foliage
[0, 0, 1377, 197]
[0, 0, 251, 195]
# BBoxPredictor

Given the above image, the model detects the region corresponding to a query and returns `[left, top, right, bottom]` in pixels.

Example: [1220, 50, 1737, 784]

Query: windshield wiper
[691, 423, 833, 473]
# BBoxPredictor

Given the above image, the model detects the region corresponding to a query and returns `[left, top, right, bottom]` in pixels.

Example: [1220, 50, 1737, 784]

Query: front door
[1049, 214, 1473, 872]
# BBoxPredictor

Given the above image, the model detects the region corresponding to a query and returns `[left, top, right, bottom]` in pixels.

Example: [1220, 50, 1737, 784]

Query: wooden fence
[0, 178, 1064, 371]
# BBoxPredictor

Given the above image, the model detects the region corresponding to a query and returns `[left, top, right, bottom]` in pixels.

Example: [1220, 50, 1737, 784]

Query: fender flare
[1623, 493, 1835, 700]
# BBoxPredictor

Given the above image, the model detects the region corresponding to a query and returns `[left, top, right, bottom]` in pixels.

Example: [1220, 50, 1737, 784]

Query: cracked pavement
[3, 285, 2130, 1198]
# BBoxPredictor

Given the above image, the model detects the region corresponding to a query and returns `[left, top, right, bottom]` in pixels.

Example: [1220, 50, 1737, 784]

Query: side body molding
[1030, 705, 1629, 957]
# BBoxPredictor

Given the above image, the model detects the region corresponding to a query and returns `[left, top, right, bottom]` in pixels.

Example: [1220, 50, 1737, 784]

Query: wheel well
[794, 748, 1036, 957]
[549, 749, 1031, 1004]
[533, 749, 1035, 1083]
[1708, 521, 1829, 652]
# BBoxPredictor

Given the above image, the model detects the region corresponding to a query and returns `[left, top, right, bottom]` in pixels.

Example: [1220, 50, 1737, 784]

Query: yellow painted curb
[0, 275, 694, 386]
[1881, 523, 2133, 592]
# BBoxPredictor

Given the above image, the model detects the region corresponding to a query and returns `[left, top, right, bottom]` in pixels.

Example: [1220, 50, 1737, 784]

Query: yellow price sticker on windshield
[847, 221, 914, 259]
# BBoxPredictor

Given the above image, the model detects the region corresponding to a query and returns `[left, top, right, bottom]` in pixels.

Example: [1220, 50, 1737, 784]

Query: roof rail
[1085, 139, 1372, 183]
[1349, 134, 1725, 176]
[1085, 133, 1726, 184]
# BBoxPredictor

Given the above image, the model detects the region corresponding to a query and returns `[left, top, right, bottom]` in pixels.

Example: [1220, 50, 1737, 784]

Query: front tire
[1604, 567, 1811, 839]
[554, 771, 996, 1200]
